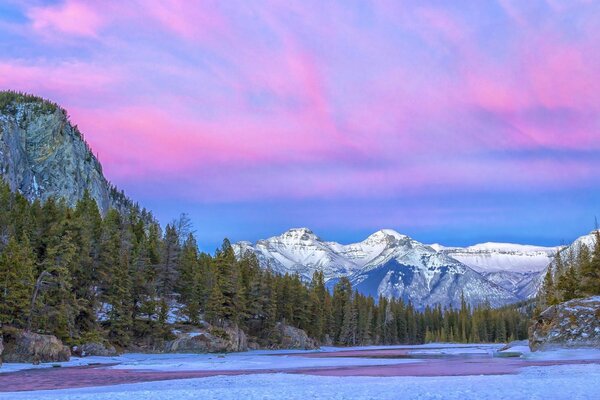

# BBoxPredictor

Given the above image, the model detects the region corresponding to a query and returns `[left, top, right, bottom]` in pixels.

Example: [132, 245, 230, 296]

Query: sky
[1, 0, 599, 251]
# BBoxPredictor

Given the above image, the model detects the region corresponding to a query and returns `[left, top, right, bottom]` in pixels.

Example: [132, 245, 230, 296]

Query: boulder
[164, 323, 248, 353]
[529, 296, 600, 351]
[268, 323, 319, 350]
[73, 342, 118, 357]
[2, 329, 70, 363]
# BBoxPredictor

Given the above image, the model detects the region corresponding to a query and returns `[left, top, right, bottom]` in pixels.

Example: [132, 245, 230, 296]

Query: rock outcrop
[529, 296, 600, 351]
[0, 91, 128, 214]
[73, 342, 118, 357]
[267, 323, 319, 350]
[164, 323, 248, 353]
[2, 329, 70, 363]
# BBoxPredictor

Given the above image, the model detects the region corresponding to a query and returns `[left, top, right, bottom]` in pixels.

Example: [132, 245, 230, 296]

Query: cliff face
[0, 92, 122, 214]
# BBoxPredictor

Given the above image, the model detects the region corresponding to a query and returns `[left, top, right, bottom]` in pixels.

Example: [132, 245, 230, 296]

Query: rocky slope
[529, 296, 600, 351]
[235, 228, 520, 309]
[0, 91, 128, 214]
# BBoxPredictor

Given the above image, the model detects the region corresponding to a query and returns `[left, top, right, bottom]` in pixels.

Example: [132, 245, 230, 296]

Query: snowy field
[2, 364, 600, 400]
[1, 344, 600, 400]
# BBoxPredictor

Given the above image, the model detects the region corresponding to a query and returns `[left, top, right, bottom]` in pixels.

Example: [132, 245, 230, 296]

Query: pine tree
[557, 265, 579, 301]
[177, 233, 201, 324]
[0, 235, 35, 327]
[339, 292, 358, 345]
[581, 231, 600, 295]
[205, 283, 225, 325]
[213, 239, 239, 323]
[158, 224, 180, 297]
[542, 268, 557, 306]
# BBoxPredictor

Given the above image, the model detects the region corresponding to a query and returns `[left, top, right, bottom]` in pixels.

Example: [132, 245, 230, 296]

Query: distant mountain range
[234, 228, 560, 309]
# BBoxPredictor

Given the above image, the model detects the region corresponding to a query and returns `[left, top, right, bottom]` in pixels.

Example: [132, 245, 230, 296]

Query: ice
[2, 363, 600, 400]
[0, 348, 417, 374]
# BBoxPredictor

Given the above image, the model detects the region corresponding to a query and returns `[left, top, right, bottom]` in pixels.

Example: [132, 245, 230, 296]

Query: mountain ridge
[233, 227, 530, 308]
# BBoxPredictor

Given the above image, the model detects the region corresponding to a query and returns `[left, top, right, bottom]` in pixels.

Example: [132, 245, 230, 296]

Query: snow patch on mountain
[432, 242, 558, 273]
[234, 229, 520, 308]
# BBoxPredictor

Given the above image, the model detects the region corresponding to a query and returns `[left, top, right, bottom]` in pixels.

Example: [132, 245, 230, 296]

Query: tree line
[540, 230, 600, 309]
[0, 180, 529, 348]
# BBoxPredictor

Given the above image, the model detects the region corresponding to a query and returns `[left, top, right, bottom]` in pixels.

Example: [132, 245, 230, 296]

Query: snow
[2, 363, 600, 400]
[0, 348, 417, 374]
[3, 344, 600, 399]
[233, 228, 556, 307]
[106, 352, 417, 372]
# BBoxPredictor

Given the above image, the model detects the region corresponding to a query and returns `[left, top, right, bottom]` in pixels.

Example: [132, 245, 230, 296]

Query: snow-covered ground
[0, 343, 498, 374]
[2, 344, 600, 399]
[2, 364, 600, 400]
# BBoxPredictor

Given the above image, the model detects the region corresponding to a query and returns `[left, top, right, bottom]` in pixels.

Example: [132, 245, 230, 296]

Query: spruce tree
[0, 235, 35, 327]
[581, 231, 600, 295]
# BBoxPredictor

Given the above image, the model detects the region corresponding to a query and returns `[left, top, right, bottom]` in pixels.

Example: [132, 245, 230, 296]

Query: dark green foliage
[581, 231, 600, 296]
[0, 90, 60, 115]
[0, 235, 35, 327]
[540, 231, 600, 308]
[0, 178, 530, 347]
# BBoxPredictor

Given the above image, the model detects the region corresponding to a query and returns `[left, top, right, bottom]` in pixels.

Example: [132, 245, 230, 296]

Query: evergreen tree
[0, 235, 35, 327]
[542, 268, 558, 306]
[177, 233, 201, 324]
[581, 231, 600, 295]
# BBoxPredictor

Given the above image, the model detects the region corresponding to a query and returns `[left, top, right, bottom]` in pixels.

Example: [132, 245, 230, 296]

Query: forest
[0, 179, 531, 349]
[539, 229, 600, 309]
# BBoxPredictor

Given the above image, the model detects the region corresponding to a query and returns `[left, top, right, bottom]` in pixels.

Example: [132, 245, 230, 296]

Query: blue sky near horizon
[1, 0, 599, 250]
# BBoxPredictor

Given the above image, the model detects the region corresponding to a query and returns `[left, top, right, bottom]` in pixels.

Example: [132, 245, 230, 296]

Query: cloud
[27, 0, 105, 38]
[1, 0, 599, 245]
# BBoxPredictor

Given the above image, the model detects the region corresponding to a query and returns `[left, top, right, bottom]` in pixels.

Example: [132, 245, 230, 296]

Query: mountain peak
[368, 229, 408, 241]
[279, 227, 319, 241]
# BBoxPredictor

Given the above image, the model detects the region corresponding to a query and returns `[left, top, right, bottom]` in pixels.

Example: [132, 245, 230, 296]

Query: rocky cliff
[0, 91, 128, 214]
[529, 296, 600, 351]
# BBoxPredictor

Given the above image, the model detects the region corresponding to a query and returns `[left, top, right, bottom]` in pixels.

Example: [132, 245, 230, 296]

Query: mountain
[430, 242, 557, 273]
[234, 228, 520, 309]
[430, 242, 558, 299]
[0, 91, 129, 214]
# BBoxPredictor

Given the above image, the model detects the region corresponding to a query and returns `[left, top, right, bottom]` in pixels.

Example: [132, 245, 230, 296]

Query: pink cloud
[3, 0, 600, 206]
[27, 1, 105, 38]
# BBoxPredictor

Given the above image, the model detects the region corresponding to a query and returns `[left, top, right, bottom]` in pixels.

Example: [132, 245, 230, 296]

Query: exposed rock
[0, 92, 130, 214]
[164, 323, 248, 353]
[267, 323, 319, 350]
[2, 329, 70, 363]
[247, 340, 260, 350]
[73, 342, 118, 357]
[529, 296, 600, 351]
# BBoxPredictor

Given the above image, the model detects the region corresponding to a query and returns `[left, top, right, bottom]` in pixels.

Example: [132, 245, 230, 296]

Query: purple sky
[1, 0, 599, 250]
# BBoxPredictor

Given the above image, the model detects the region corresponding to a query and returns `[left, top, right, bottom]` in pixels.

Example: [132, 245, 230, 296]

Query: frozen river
[1, 344, 600, 399]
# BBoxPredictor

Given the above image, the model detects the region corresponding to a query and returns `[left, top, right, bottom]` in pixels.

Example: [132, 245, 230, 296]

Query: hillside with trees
[0, 179, 529, 350]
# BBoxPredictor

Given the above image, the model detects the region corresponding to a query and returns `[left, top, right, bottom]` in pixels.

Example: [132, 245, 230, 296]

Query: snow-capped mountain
[430, 242, 557, 273]
[430, 242, 558, 299]
[234, 228, 520, 309]
[480, 270, 543, 299]
[233, 228, 409, 281]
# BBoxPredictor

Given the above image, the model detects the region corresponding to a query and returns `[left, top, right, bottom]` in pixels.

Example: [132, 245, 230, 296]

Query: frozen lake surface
[1, 343, 599, 399]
